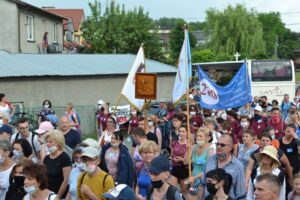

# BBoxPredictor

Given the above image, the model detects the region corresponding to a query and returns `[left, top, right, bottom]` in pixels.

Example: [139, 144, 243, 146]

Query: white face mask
[24, 185, 36, 194]
[131, 111, 137, 115]
[44, 104, 50, 109]
[0, 120, 3, 127]
[148, 121, 153, 127]
[241, 122, 249, 128]
[190, 111, 196, 116]
[196, 140, 205, 146]
[83, 162, 97, 174]
[48, 145, 57, 153]
[75, 162, 85, 171]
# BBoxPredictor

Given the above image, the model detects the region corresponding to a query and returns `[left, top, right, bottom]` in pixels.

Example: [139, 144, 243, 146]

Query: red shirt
[97, 112, 110, 131]
[268, 119, 286, 139]
[250, 117, 267, 138]
[129, 116, 139, 131]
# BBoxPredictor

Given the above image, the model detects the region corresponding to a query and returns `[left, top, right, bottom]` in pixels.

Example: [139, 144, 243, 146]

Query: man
[0, 124, 12, 141]
[60, 116, 81, 149]
[250, 105, 267, 139]
[237, 103, 253, 119]
[77, 146, 115, 200]
[193, 88, 201, 102]
[279, 124, 298, 168]
[199, 134, 246, 200]
[251, 96, 260, 108]
[281, 94, 293, 118]
[10, 118, 41, 159]
[268, 107, 286, 139]
[103, 184, 135, 200]
[254, 173, 280, 200]
[283, 103, 297, 124]
[260, 96, 272, 113]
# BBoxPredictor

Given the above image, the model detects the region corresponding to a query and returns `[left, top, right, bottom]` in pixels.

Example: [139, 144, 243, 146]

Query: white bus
[192, 60, 296, 101]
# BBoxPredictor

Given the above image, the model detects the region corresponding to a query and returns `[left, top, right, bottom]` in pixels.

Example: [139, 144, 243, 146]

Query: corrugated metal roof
[0, 52, 176, 77]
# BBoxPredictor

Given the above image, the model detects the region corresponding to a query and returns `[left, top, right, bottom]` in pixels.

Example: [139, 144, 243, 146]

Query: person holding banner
[127, 107, 139, 142]
[98, 116, 117, 148]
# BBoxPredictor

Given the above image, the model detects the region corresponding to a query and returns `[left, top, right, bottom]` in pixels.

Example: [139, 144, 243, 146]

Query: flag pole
[113, 94, 122, 115]
[144, 100, 147, 132]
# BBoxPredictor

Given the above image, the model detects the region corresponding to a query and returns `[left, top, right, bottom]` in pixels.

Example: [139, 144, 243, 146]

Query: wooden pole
[186, 90, 192, 177]
[144, 99, 147, 132]
[113, 93, 122, 115]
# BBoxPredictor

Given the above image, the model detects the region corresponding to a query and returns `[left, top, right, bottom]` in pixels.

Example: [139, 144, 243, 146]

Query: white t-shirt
[0, 164, 15, 199]
[10, 132, 41, 156]
[23, 192, 57, 200]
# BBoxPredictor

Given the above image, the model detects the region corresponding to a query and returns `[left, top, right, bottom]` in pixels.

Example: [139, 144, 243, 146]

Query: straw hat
[257, 145, 280, 166]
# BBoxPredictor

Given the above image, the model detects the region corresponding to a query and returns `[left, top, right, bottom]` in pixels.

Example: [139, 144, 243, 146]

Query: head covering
[258, 145, 280, 166]
[81, 146, 99, 158]
[103, 184, 135, 200]
[254, 105, 263, 112]
[82, 138, 99, 149]
[35, 121, 54, 134]
[150, 155, 171, 175]
[0, 125, 12, 135]
[46, 114, 59, 125]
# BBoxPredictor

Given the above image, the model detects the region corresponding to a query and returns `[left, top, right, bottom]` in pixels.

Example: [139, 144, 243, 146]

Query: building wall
[0, 74, 175, 108]
[0, 1, 18, 53]
[19, 11, 63, 53]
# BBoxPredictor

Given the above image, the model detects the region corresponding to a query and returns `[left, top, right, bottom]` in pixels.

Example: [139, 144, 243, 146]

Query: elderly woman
[247, 145, 286, 200]
[100, 131, 134, 187]
[98, 116, 117, 148]
[0, 140, 15, 199]
[135, 140, 159, 200]
[23, 163, 57, 200]
[43, 130, 72, 199]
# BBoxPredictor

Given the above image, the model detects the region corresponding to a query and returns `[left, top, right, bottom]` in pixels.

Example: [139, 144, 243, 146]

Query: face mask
[84, 162, 97, 174]
[14, 176, 25, 186]
[178, 135, 183, 140]
[111, 143, 119, 148]
[254, 114, 261, 121]
[131, 111, 137, 115]
[48, 145, 57, 153]
[151, 180, 164, 189]
[271, 135, 275, 140]
[24, 185, 36, 194]
[0, 155, 5, 165]
[44, 104, 50, 109]
[190, 111, 196, 116]
[13, 150, 24, 159]
[75, 162, 85, 171]
[206, 182, 217, 195]
[196, 140, 205, 146]
[241, 122, 249, 128]
[100, 107, 105, 112]
[272, 115, 280, 124]
[217, 152, 227, 161]
[221, 130, 228, 134]
[148, 121, 153, 127]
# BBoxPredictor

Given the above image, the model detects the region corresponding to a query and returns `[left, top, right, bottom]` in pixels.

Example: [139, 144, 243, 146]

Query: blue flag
[197, 63, 252, 109]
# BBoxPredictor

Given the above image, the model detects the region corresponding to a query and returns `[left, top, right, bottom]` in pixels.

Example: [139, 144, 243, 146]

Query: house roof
[45, 9, 85, 32]
[0, 51, 176, 78]
[8, 0, 66, 21]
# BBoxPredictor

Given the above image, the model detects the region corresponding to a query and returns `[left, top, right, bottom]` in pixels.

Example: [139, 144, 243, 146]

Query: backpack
[71, 111, 81, 126]
[14, 132, 37, 155]
[146, 184, 185, 200]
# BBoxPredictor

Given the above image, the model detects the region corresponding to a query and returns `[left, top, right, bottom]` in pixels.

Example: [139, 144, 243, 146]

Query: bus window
[251, 60, 292, 82]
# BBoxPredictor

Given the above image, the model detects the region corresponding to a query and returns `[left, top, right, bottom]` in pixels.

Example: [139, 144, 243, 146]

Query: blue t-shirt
[68, 167, 82, 200]
[137, 164, 151, 197]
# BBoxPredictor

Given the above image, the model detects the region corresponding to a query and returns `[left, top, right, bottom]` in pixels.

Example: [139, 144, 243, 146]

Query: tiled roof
[45, 9, 84, 31]
[0, 51, 176, 77]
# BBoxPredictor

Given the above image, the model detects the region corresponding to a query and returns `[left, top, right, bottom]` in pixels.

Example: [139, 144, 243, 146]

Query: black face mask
[14, 176, 25, 187]
[151, 180, 164, 189]
[206, 182, 217, 195]
[254, 114, 261, 121]
[101, 107, 105, 112]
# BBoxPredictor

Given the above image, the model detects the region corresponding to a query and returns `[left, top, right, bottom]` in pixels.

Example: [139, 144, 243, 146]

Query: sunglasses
[216, 143, 230, 148]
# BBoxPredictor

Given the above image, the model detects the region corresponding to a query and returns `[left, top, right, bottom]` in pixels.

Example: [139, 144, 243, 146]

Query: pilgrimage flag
[197, 63, 252, 110]
[172, 30, 192, 104]
[121, 46, 145, 111]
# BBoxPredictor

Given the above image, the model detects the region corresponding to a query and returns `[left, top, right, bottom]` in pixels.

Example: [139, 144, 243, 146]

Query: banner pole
[113, 94, 122, 115]
[144, 99, 147, 132]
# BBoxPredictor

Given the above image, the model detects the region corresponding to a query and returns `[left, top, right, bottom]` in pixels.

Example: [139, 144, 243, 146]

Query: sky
[23, 0, 300, 32]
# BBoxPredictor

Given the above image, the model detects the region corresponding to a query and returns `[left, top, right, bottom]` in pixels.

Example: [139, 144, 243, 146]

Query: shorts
[171, 165, 189, 180]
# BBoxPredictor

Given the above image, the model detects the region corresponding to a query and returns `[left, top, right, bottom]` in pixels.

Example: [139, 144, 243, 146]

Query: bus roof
[192, 60, 245, 66]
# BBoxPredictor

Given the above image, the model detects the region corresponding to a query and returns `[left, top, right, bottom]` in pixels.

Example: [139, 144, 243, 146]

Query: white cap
[81, 147, 99, 158]
[254, 105, 263, 112]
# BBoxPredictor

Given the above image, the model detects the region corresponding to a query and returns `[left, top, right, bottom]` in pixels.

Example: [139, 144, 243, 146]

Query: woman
[98, 116, 117, 148]
[5, 161, 26, 200]
[188, 128, 214, 193]
[190, 105, 203, 134]
[138, 117, 159, 145]
[0, 93, 14, 122]
[38, 100, 55, 124]
[237, 116, 251, 143]
[65, 102, 80, 131]
[0, 140, 15, 199]
[43, 130, 72, 199]
[170, 114, 183, 142]
[35, 121, 54, 162]
[237, 129, 259, 170]
[136, 141, 159, 200]
[96, 102, 111, 138]
[23, 163, 57, 200]
[128, 106, 139, 138]
[247, 145, 286, 200]
[170, 124, 189, 196]
[12, 139, 37, 163]
[100, 131, 134, 187]
[148, 115, 162, 151]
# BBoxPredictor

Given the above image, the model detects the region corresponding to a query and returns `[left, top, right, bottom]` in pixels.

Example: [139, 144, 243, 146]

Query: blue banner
[197, 63, 252, 109]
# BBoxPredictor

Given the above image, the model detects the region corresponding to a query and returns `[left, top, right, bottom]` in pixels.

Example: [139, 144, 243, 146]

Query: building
[192, 30, 212, 46]
[45, 8, 85, 47]
[0, 0, 65, 54]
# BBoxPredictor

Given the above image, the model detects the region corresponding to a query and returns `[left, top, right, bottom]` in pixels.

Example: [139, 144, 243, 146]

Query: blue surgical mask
[13, 150, 24, 159]
[48, 145, 57, 153]
[24, 185, 36, 194]
[0, 155, 5, 165]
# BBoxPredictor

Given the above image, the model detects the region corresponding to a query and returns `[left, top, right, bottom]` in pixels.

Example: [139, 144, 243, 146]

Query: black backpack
[146, 184, 185, 200]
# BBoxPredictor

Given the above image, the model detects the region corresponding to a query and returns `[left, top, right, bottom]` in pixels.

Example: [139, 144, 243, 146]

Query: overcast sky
[24, 0, 300, 32]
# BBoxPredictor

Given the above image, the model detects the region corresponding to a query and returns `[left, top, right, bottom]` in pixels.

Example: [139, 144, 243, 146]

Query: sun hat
[258, 145, 280, 166]
[35, 121, 54, 134]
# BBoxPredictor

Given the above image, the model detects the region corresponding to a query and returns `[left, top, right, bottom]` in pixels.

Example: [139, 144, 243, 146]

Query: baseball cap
[0, 125, 12, 135]
[81, 146, 99, 158]
[103, 184, 135, 200]
[35, 121, 54, 134]
[150, 156, 171, 175]
[254, 105, 263, 112]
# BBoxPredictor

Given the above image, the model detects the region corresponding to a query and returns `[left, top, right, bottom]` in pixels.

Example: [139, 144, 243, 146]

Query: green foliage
[192, 50, 234, 62]
[278, 29, 300, 59]
[81, 1, 163, 61]
[155, 17, 182, 30]
[189, 21, 207, 31]
[205, 4, 266, 57]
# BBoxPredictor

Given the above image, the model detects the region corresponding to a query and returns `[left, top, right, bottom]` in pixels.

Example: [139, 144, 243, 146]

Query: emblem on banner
[200, 79, 219, 105]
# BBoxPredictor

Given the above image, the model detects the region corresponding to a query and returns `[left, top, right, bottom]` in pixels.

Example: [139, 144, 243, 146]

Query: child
[288, 173, 300, 200]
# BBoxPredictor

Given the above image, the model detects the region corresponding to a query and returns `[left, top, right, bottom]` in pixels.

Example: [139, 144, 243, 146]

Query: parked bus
[192, 60, 296, 101]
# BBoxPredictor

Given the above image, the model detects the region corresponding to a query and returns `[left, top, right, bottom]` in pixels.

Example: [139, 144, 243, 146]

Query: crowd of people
[0, 91, 300, 200]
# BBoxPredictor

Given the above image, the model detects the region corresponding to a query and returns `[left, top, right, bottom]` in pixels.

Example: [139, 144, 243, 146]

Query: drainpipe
[18, 10, 21, 52]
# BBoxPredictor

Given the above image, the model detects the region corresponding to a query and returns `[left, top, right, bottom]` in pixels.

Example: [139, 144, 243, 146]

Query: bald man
[255, 173, 280, 200]
[59, 116, 81, 149]
[198, 134, 246, 200]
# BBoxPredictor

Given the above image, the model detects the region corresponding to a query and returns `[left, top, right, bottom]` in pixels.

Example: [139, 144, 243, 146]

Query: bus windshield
[251, 60, 293, 82]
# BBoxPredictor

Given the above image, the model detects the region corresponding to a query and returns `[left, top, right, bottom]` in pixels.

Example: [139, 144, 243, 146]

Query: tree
[81, 1, 163, 61]
[192, 49, 217, 62]
[257, 12, 286, 57]
[205, 4, 266, 57]
[169, 19, 197, 63]
[155, 17, 183, 30]
[278, 29, 300, 59]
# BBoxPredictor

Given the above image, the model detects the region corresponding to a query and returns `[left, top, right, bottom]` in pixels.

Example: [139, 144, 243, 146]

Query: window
[53, 23, 57, 42]
[251, 61, 293, 82]
[26, 15, 34, 40]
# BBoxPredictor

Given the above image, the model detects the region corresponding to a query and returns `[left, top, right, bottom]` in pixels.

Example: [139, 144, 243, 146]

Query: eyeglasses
[216, 143, 230, 148]
[19, 126, 29, 130]
[107, 121, 114, 123]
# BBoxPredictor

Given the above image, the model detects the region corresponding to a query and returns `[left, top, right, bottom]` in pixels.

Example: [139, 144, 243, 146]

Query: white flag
[172, 30, 191, 104]
[121, 46, 145, 111]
